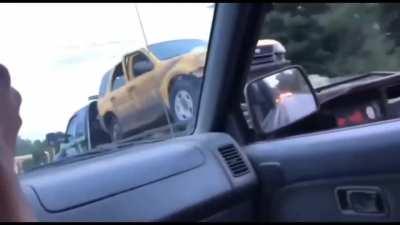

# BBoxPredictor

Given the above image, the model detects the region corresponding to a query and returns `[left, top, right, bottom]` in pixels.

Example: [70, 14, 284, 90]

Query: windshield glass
[2, 3, 214, 174]
[148, 39, 208, 60]
[260, 3, 400, 88]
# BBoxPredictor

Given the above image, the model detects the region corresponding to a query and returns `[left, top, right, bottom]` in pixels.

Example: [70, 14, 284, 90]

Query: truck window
[111, 65, 126, 91]
[75, 110, 87, 139]
[66, 116, 78, 141]
[148, 39, 207, 60]
[99, 71, 111, 97]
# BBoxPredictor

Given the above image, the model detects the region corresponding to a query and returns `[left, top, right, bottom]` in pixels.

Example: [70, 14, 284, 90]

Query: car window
[99, 71, 112, 98]
[148, 39, 208, 60]
[75, 109, 87, 139]
[7, 3, 215, 174]
[131, 52, 154, 77]
[111, 65, 126, 91]
[66, 116, 78, 140]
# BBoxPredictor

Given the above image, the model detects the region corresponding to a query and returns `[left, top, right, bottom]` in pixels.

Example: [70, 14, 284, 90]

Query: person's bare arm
[0, 64, 36, 222]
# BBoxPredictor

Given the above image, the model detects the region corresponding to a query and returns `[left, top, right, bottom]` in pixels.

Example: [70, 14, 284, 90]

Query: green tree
[15, 137, 50, 171]
[260, 3, 400, 82]
[16, 136, 33, 156]
[261, 3, 331, 75]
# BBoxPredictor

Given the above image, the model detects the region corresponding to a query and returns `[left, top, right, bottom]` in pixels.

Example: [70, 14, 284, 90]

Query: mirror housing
[45, 132, 68, 153]
[244, 65, 319, 135]
[133, 60, 154, 75]
[123, 51, 154, 77]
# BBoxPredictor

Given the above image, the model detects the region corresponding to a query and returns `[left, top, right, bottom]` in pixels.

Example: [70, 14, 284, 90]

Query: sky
[0, 3, 214, 140]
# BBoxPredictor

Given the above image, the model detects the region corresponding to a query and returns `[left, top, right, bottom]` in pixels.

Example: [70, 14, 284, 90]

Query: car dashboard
[320, 89, 384, 129]
[271, 73, 400, 138]
[20, 133, 258, 222]
[316, 73, 400, 129]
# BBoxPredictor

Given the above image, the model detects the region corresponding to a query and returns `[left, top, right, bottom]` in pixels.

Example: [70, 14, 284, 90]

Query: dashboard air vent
[218, 144, 249, 177]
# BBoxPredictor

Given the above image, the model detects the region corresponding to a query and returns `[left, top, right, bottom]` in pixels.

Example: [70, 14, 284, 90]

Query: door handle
[335, 186, 387, 215]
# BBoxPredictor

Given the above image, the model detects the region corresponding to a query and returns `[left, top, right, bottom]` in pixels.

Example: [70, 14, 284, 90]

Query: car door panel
[125, 59, 167, 132]
[20, 133, 258, 222]
[125, 73, 165, 131]
[267, 175, 400, 222]
[110, 85, 132, 132]
[246, 118, 400, 221]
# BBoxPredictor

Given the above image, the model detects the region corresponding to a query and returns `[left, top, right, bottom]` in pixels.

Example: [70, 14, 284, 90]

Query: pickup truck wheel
[108, 116, 123, 142]
[169, 78, 201, 124]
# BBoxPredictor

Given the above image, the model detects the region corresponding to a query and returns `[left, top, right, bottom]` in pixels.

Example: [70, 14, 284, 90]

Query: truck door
[108, 63, 131, 133]
[124, 51, 166, 132]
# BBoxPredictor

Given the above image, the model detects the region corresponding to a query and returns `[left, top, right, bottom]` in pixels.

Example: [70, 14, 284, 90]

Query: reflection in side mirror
[245, 66, 318, 135]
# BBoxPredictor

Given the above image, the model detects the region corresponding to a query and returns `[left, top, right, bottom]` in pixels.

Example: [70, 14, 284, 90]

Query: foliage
[16, 136, 47, 156]
[16, 136, 50, 172]
[260, 3, 400, 83]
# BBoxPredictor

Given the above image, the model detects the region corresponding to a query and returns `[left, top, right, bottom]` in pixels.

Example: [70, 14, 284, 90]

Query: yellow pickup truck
[97, 39, 287, 141]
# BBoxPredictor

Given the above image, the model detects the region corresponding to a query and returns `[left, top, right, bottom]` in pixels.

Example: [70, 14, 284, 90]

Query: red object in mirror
[337, 117, 347, 127]
[349, 110, 364, 124]
[336, 110, 366, 128]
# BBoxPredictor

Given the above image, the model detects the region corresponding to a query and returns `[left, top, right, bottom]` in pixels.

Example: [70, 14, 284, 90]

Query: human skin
[0, 64, 36, 222]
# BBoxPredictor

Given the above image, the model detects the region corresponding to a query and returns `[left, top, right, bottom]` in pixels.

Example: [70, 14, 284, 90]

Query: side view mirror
[46, 132, 67, 147]
[133, 60, 153, 75]
[244, 65, 319, 135]
[64, 134, 73, 143]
